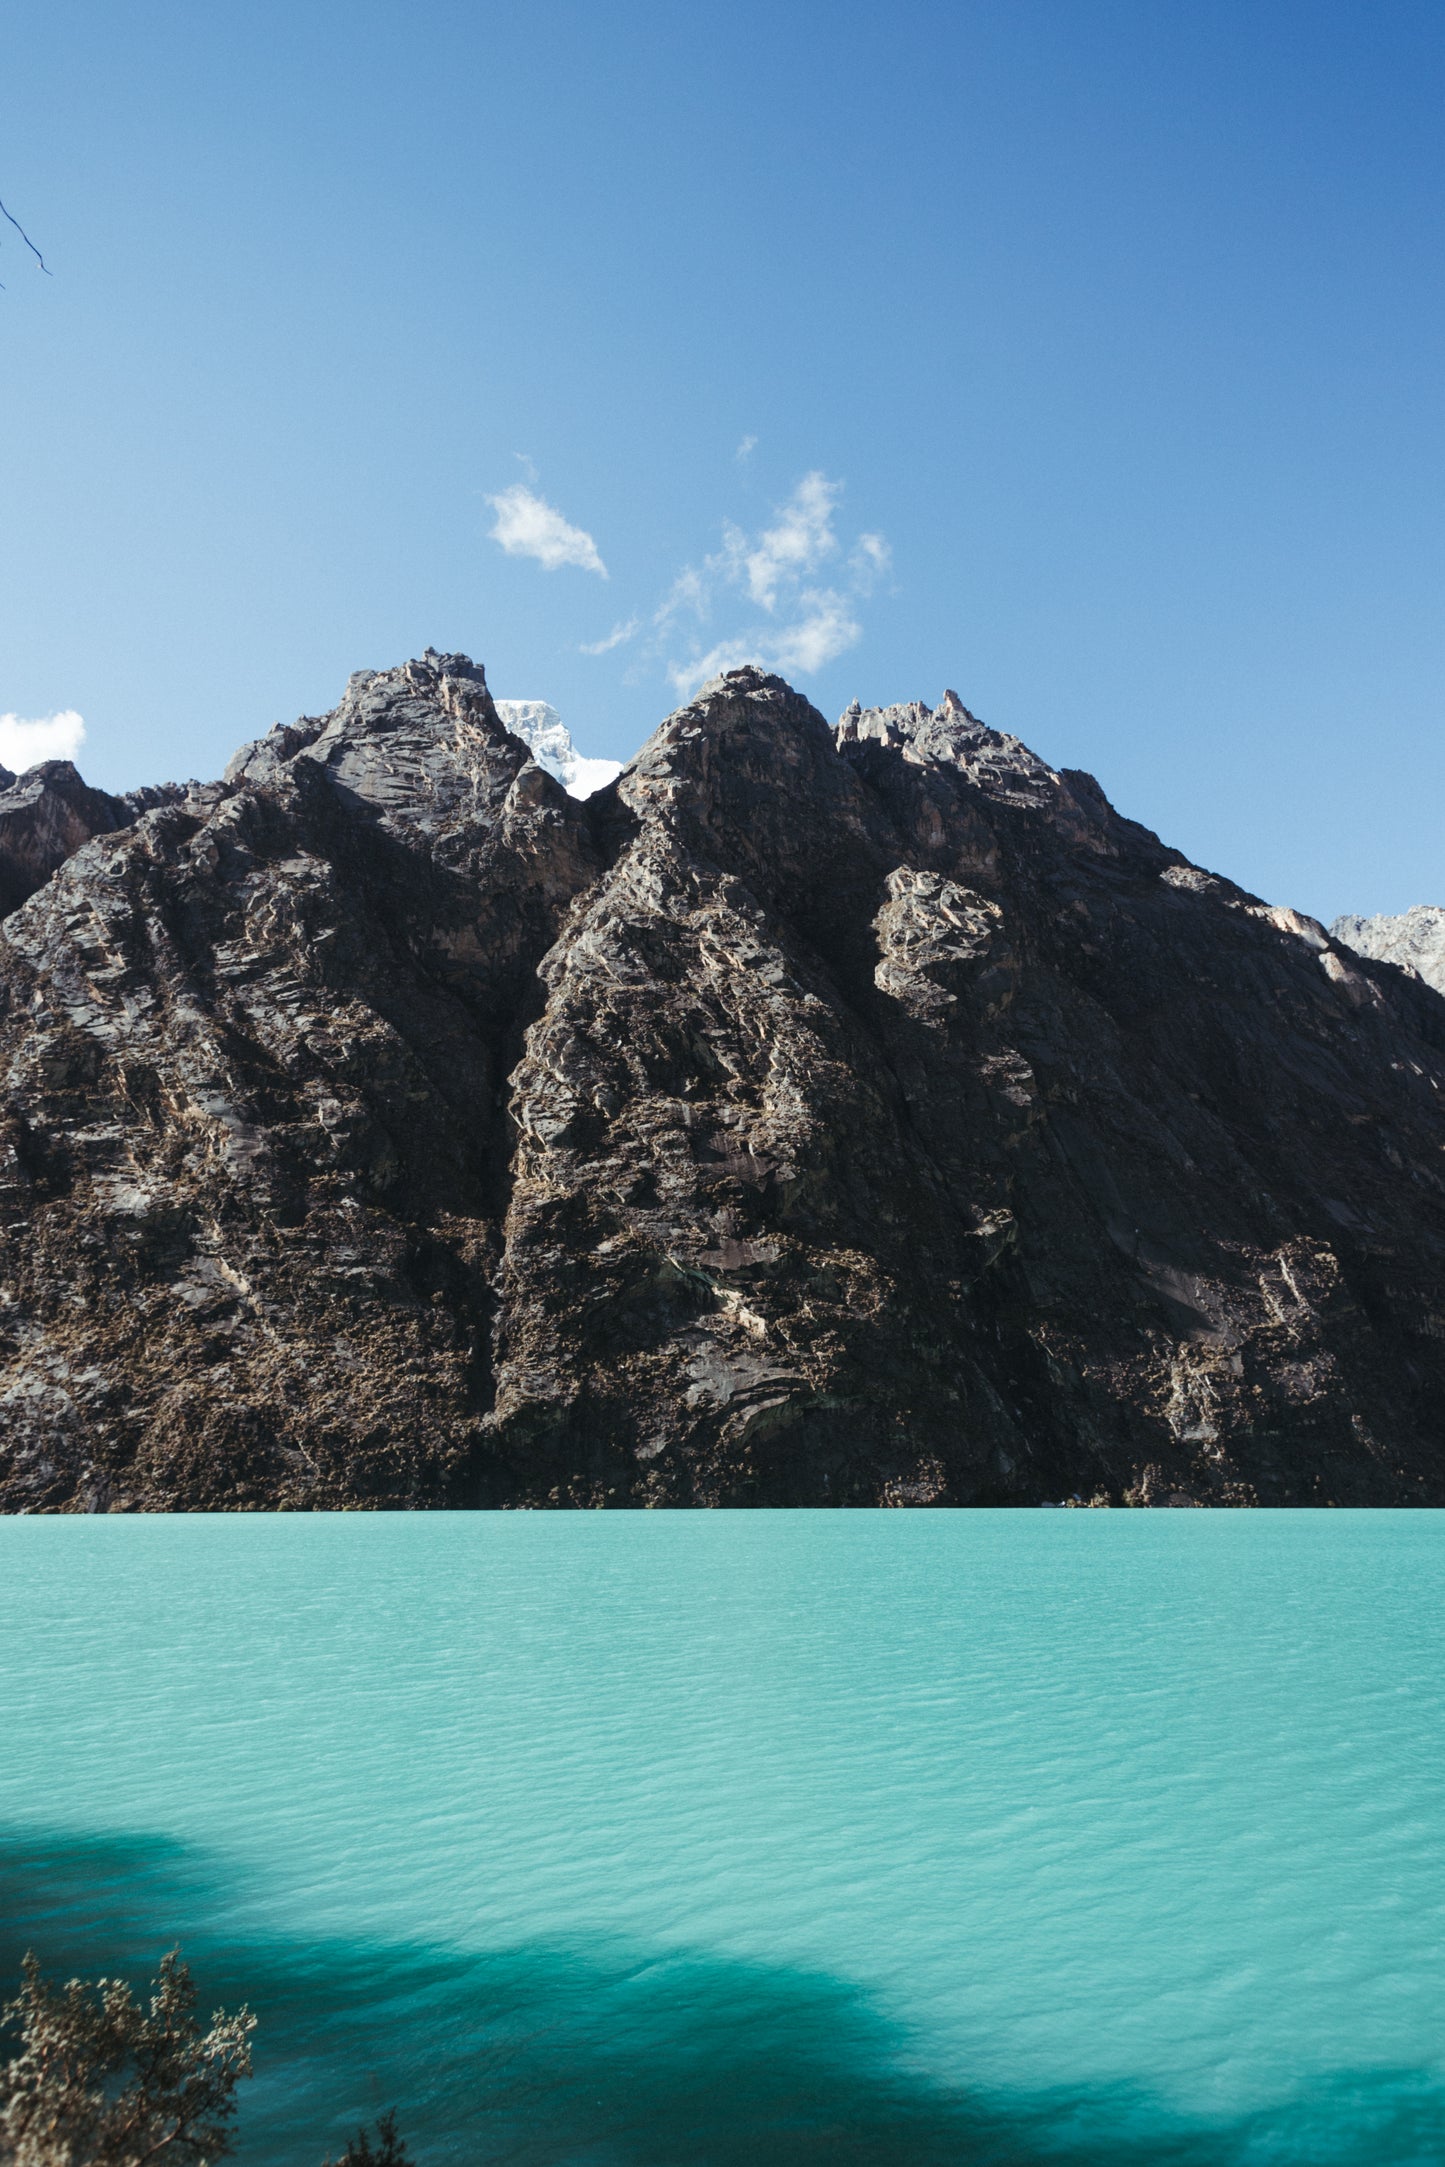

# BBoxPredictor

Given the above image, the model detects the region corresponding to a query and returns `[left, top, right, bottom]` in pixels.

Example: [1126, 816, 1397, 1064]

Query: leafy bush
[1, 1952, 410, 2167]
[0, 1950, 253, 2167]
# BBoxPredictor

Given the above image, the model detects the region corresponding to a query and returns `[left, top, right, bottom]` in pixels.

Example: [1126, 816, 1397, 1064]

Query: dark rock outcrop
[1, 653, 1443, 1511]
[0, 762, 132, 919]
[0, 759, 194, 922]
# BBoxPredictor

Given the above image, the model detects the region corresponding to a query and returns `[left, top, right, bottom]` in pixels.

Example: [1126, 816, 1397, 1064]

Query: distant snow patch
[494, 701, 623, 801]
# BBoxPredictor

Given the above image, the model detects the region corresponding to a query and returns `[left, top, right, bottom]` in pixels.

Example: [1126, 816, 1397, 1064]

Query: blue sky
[2, 0, 1441, 920]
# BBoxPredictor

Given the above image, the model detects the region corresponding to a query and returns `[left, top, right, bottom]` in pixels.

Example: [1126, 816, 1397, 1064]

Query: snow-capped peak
[494, 700, 622, 800]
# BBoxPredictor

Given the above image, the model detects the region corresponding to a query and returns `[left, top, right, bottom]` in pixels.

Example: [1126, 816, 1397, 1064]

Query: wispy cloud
[487, 484, 608, 578]
[0, 708, 85, 774]
[580, 616, 639, 656]
[735, 434, 757, 463]
[655, 471, 888, 697]
[775, 592, 865, 673]
[737, 470, 840, 609]
[851, 532, 892, 589]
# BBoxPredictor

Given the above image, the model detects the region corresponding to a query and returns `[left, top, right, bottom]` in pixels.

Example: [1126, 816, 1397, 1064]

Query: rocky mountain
[493, 700, 623, 799]
[1, 652, 1443, 1512]
[1332, 906, 1445, 999]
[0, 761, 181, 920]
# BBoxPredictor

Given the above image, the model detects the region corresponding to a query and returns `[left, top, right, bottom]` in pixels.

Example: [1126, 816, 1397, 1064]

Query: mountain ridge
[1, 651, 1442, 1511]
[1332, 905, 1445, 999]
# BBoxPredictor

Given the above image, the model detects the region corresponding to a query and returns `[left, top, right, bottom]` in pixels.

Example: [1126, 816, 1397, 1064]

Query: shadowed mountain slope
[2, 654, 1442, 1509]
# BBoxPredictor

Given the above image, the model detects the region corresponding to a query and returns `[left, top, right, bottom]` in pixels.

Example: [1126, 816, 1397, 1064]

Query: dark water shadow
[1, 1827, 1441, 2167]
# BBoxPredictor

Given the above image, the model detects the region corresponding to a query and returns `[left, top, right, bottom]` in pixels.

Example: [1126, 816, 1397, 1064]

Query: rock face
[0, 763, 129, 919]
[0, 760, 190, 920]
[1332, 906, 1445, 999]
[2, 652, 1443, 1511]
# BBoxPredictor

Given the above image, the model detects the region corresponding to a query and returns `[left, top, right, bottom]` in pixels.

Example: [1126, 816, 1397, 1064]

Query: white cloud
[0, 708, 86, 774]
[669, 640, 761, 693]
[658, 471, 886, 697]
[580, 616, 639, 656]
[653, 564, 706, 632]
[735, 434, 757, 463]
[486, 484, 607, 578]
[741, 471, 840, 609]
[665, 595, 862, 697]
[772, 593, 862, 674]
[850, 532, 891, 590]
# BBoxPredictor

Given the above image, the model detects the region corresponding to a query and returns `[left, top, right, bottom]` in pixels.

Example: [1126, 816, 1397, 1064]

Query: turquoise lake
[2, 1513, 1443, 2164]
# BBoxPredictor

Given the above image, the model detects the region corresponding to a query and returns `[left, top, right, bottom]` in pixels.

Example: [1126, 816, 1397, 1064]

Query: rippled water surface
[2, 1513, 1444, 2164]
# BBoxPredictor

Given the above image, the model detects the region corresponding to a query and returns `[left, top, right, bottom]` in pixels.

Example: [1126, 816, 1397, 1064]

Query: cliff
[2, 653, 1442, 1510]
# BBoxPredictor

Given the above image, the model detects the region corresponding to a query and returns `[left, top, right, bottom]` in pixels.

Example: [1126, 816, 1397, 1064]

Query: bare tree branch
[0, 195, 50, 281]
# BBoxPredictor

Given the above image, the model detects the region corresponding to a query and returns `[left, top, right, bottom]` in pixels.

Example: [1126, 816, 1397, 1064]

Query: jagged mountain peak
[617, 670, 888, 912]
[222, 649, 556, 839]
[631, 665, 831, 760]
[837, 689, 1073, 811]
[2, 654, 1444, 1512]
